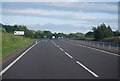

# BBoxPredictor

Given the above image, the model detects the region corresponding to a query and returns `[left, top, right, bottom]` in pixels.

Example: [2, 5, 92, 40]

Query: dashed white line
[0, 42, 37, 76]
[59, 48, 64, 51]
[57, 45, 59, 48]
[65, 52, 73, 58]
[51, 40, 56, 46]
[51, 40, 99, 78]
[76, 61, 99, 78]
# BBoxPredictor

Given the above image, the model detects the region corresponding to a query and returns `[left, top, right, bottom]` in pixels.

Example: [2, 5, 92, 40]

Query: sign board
[44, 36, 47, 38]
[14, 31, 24, 35]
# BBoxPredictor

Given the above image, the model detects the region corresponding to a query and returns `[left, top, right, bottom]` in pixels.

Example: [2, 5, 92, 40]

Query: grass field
[1, 32, 37, 59]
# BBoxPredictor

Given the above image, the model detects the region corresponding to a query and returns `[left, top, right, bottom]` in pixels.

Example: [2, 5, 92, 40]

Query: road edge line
[0, 42, 37, 76]
[62, 40, 120, 57]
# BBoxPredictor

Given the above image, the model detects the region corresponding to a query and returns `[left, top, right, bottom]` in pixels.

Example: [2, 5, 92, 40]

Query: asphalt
[2, 39, 119, 79]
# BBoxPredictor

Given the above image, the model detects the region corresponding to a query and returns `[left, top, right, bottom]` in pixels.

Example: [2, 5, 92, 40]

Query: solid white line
[65, 52, 73, 58]
[76, 61, 99, 78]
[77, 44, 120, 57]
[63, 40, 120, 57]
[0, 43, 37, 76]
[38, 41, 41, 43]
[36, 41, 38, 44]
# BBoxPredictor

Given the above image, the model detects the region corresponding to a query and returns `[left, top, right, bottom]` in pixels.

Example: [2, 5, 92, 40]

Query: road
[1, 39, 119, 79]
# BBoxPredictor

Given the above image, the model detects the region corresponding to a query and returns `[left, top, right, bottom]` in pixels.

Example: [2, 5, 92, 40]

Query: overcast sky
[2, 2, 118, 34]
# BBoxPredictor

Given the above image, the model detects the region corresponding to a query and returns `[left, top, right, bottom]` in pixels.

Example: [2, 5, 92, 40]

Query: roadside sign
[44, 36, 47, 38]
[14, 31, 24, 35]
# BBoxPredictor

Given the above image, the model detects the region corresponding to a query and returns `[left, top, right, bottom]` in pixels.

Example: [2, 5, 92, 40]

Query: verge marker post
[109, 44, 111, 49]
[103, 43, 104, 48]
[117, 44, 119, 51]
[98, 43, 99, 48]
[90, 41, 91, 45]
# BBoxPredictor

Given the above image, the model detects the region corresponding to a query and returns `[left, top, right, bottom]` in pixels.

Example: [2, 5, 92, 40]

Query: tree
[53, 32, 58, 39]
[44, 31, 53, 39]
[92, 23, 114, 40]
[113, 30, 120, 36]
[69, 33, 75, 39]
[85, 31, 93, 37]
[107, 25, 114, 37]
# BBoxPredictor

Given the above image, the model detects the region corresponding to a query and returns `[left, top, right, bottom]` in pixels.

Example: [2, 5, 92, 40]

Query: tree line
[1, 23, 119, 40]
[85, 23, 120, 41]
[1, 24, 52, 39]
[1, 23, 84, 39]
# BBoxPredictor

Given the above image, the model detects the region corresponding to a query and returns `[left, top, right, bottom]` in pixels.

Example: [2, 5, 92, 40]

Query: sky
[2, 0, 120, 2]
[1, 2, 118, 34]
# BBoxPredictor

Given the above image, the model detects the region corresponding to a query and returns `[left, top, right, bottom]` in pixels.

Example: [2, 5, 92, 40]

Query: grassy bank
[74, 36, 120, 44]
[2, 32, 37, 59]
[100, 37, 120, 44]
[74, 37, 94, 41]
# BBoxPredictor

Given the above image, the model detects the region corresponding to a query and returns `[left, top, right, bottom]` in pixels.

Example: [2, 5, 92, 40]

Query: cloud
[2, 2, 118, 14]
[2, 8, 117, 24]
[27, 23, 118, 34]
[27, 23, 90, 33]
[2, 2, 118, 33]
[45, 2, 117, 14]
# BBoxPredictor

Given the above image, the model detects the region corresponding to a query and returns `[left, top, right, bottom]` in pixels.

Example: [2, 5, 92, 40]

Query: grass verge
[100, 37, 120, 44]
[0, 28, 2, 60]
[1, 32, 37, 59]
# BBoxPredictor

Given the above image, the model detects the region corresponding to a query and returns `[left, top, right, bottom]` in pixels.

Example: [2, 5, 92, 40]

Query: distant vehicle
[52, 36, 55, 39]
[58, 37, 63, 39]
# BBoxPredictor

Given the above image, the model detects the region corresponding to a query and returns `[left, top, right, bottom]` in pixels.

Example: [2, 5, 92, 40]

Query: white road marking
[37, 41, 41, 43]
[51, 40, 56, 45]
[51, 40, 99, 78]
[65, 52, 73, 58]
[77, 44, 120, 57]
[62, 40, 120, 57]
[0, 42, 37, 76]
[51, 40, 73, 58]
[57, 45, 59, 48]
[36, 41, 37, 44]
[76, 61, 99, 78]
[59, 48, 64, 51]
